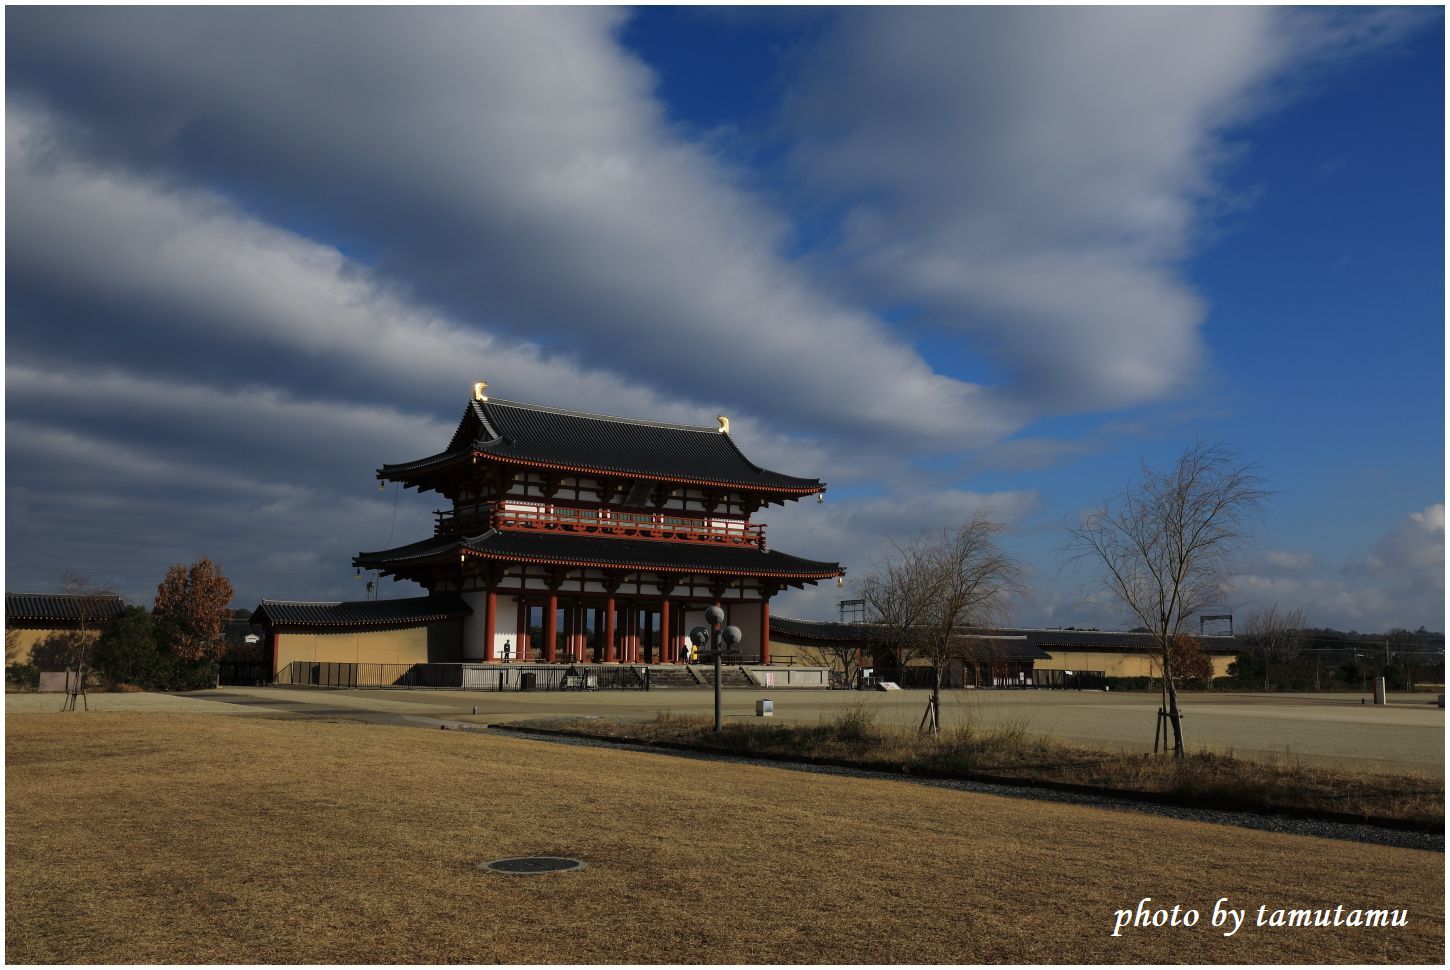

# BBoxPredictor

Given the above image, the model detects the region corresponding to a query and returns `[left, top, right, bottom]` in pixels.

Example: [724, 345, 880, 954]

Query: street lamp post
[692, 607, 741, 732]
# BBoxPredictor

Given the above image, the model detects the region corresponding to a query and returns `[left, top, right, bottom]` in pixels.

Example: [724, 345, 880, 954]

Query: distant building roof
[380, 397, 825, 494]
[769, 615, 1239, 655]
[250, 595, 471, 630]
[6, 592, 125, 625]
[357, 530, 843, 582]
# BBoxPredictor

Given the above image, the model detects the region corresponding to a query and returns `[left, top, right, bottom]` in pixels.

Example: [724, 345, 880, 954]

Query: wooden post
[660, 599, 673, 664]
[483, 590, 496, 661]
[545, 594, 558, 663]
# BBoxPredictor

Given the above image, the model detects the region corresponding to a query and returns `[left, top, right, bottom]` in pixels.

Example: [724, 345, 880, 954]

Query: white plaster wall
[460, 591, 488, 660]
[682, 608, 708, 651]
[730, 602, 763, 662]
[493, 595, 520, 660]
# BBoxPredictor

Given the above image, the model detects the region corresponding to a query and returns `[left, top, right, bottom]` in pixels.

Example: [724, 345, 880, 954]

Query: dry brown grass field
[6, 712, 1444, 964]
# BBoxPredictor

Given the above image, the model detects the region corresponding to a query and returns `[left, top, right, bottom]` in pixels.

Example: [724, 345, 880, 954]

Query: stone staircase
[643, 665, 698, 689]
[688, 664, 754, 688]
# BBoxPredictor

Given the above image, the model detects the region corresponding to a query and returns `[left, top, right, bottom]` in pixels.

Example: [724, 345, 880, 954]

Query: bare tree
[795, 640, 865, 689]
[862, 513, 1024, 735]
[56, 571, 119, 712]
[1241, 604, 1307, 691]
[1068, 442, 1267, 756]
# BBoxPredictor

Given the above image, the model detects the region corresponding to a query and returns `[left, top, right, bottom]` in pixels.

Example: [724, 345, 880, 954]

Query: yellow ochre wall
[766, 637, 869, 669]
[273, 621, 463, 673]
[5, 627, 99, 667]
[1036, 649, 1235, 679]
[769, 637, 1236, 680]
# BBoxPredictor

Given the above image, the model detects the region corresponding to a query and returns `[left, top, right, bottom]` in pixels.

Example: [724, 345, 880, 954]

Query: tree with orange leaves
[1168, 634, 1215, 688]
[153, 558, 235, 663]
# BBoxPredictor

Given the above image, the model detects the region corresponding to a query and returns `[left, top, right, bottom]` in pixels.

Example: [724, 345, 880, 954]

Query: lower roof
[251, 595, 471, 629]
[356, 530, 843, 580]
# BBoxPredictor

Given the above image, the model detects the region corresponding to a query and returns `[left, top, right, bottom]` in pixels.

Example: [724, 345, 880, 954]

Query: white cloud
[769, 485, 1039, 619]
[1229, 505, 1444, 631]
[1362, 503, 1444, 575]
[1264, 549, 1319, 573]
[780, 7, 1423, 418]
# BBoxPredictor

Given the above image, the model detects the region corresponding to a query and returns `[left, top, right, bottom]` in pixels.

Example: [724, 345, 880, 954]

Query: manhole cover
[478, 856, 587, 875]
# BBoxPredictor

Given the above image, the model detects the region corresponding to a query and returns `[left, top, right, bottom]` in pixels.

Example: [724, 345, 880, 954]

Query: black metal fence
[1033, 668, 1106, 690]
[859, 667, 939, 690]
[219, 661, 270, 686]
[273, 662, 650, 691]
[857, 666, 1106, 690]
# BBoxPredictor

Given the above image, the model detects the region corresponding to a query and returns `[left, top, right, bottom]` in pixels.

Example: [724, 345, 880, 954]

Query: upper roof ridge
[482, 397, 721, 434]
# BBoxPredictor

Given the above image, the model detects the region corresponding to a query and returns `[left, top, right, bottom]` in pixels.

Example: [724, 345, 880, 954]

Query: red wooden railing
[435, 505, 766, 548]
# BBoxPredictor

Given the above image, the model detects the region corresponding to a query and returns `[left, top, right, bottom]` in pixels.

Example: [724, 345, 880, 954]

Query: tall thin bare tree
[1241, 604, 1307, 691]
[862, 513, 1024, 735]
[56, 571, 118, 712]
[1068, 442, 1267, 756]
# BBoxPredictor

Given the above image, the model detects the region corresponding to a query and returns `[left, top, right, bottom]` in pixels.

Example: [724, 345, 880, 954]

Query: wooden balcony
[435, 505, 766, 548]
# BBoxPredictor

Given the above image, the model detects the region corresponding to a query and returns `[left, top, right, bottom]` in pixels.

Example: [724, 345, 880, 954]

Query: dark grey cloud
[7, 6, 1009, 450]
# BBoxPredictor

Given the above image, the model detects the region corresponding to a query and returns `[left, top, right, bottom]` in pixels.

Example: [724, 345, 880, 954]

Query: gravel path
[486, 725, 1444, 854]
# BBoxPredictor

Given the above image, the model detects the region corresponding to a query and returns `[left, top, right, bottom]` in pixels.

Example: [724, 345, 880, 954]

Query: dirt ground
[5, 713, 1443, 964]
[34, 685, 1435, 776]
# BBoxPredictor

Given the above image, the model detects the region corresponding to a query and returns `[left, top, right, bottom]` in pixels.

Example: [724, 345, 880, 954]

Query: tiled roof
[382, 397, 825, 493]
[770, 616, 1051, 661]
[251, 595, 471, 629]
[356, 530, 844, 580]
[6, 592, 125, 624]
[771, 615, 877, 642]
[1023, 629, 1240, 654]
[769, 615, 1238, 656]
[960, 638, 1054, 662]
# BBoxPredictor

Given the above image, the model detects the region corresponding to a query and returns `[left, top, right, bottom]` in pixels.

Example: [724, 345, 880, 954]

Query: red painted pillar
[660, 599, 672, 664]
[759, 599, 771, 666]
[545, 594, 558, 662]
[483, 590, 496, 661]
[604, 596, 617, 663]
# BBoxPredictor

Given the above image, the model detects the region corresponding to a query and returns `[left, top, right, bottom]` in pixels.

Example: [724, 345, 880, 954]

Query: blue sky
[5, 7, 1443, 632]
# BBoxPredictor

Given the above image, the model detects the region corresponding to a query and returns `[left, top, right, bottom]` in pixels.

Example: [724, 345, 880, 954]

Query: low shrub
[529, 711, 1442, 827]
[6, 663, 40, 691]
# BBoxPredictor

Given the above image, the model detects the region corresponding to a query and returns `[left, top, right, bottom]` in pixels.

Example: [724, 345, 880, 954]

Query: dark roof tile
[357, 530, 843, 580]
[6, 593, 125, 624]
[251, 595, 471, 629]
[768, 616, 1239, 657]
[385, 397, 824, 493]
